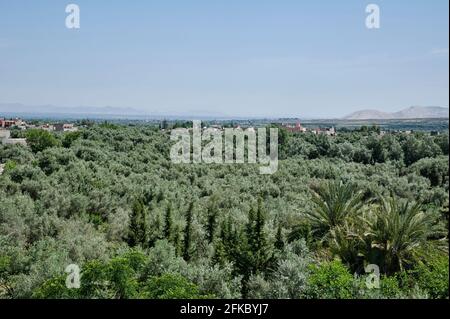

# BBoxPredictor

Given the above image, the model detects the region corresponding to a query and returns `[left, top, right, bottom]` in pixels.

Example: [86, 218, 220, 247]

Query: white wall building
[0, 129, 27, 146]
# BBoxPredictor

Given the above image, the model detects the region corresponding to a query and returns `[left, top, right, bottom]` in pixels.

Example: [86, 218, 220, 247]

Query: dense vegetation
[0, 123, 448, 299]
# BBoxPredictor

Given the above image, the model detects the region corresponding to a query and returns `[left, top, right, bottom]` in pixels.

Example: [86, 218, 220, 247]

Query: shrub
[412, 254, 449, 299]
[140, 273, 212, 299]
[306, 260, 355, 299]
[25, 129, 59, 153]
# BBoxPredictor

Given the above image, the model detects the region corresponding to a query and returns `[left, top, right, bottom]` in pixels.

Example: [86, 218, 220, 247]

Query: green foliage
[306, 180, 364, 240]
[143, 240, 186, 277]
[4, 160, 17, 171]
[329, 196, 445, 275]
[0, 123, 447, 299]
[206, 196, 219, 243]
[410, 156, 448, 187]
[434, 133, 449, 155]
[274, 224, 285, 250]
[245, 200, 275, 273]
[365, 198, 444, 274]
[99, 121, 119, 129]
[378, 276, 403, 298]
[183, 201, 195, 261]
[248, 239, 312, 299]
[288, 221, 316, 250]
[33, 249, 147, 299]
[366, 136, 387, 163]
[25, 129, 59, 153]
[62, 131, 82, 148]
[184, 261, 242, 298]
[32, 275, 79, 299]
[306, 260, 355, 299]
[236, 200, 277, 296]
[411, 254, 449, 299]
[403, 135, 442, 166]
[127, 199, 148, 247]
[163, 203, 173, 241]
[141, 273, 211, 299]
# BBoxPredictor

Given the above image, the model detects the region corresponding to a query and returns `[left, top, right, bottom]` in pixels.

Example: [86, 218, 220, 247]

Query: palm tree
[364, 197, 445, 274]
[306, 180, 364, 241]
[329, 219, 368, 273]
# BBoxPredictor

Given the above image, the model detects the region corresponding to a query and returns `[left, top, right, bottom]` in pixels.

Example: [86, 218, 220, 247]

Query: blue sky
[0, 0, 448, 118]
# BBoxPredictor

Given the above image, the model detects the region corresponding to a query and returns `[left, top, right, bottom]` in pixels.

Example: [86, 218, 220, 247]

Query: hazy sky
[0, 0, 448, 118]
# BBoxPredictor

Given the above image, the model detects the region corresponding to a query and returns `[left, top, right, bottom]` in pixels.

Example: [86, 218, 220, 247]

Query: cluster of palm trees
[305, 181, 447, 275]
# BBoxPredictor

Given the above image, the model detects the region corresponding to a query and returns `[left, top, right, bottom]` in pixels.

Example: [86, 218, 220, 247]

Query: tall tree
[306, 180, 364, 241]
[172, 225, 183, 257]
[163, 203, 173, 240]
[127, 199, 147, 247]
[365, 197, 445, 274]
[213, 216, 237, 266]
[274, 224, 284, 250]
[183, 201, 194, 261]
[25, 129, 59, 153]
[238, 199, 275, 297]
[206, 196, 219, 244]
[249, 199, 273, 272]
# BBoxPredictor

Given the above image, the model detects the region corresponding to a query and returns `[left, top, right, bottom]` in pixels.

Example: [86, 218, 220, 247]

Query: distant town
[0, 117, 78, 146]
[1, 115, 447, 149]
[0, 117, 448, 151]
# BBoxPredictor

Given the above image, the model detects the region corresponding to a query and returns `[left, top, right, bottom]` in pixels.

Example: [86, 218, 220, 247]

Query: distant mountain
[0, 103, 144, 116]
[393, 106, 449, 119]
[343, 109, 391, 120]
[0, 103, 234, 120]
[344, 106, 449, 120]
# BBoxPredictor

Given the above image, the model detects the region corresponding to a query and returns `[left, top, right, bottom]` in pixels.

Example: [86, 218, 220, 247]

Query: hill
[344, 106, 449, 120]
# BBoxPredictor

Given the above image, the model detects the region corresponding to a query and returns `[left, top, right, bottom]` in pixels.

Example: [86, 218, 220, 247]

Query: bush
[33, 250, 147, 299]
[25, 129, 59, 153]
[306, 260, 355, 299]
[33, 275, 79, 299]
[412, 254, 449, 299]
[140, 273, 212, 299]
[1, 125, 447, 300]
[410, 156, 448, 187]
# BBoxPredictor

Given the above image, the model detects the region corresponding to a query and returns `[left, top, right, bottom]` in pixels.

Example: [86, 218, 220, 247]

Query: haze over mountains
[1, 103, 448, 120]
[0, 103, 229, 120]
[0, 103, 143, 116]
[343, 106, 449, 120]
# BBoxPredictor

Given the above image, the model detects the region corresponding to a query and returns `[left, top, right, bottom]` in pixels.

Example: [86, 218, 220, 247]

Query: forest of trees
[0, 123, 448, 299]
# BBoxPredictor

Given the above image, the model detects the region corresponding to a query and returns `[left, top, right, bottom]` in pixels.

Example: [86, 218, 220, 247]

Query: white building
[0, 129, 10, 141]
[0, 129, 27, 146]
[54, 123, 78, 132]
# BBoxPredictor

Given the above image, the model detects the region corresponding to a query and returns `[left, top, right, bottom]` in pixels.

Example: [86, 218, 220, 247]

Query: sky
[0, 0, 448, 118]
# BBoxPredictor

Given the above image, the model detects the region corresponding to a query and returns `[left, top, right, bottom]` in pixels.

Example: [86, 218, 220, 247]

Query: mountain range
[343, 106, 449, 120]
[0, 103, 143, 116]
[0, 103, 228, 120]
[1, 103, 448, 120]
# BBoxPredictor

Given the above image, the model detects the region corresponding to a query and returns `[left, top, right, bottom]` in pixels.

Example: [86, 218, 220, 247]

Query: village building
[284, 122, 307, 133]
[0, 118, 18, 128]
[282, 122, 336, 136]
[40, 124, 55, 131]
[0, 118, 27, 129]
[0, 129, 27, 146]
[54, 123, 78, 132]
[321, 126, 336, 136]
